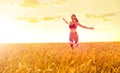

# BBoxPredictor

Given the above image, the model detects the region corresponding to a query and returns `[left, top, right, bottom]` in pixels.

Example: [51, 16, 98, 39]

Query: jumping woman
[63, 14, 94, 49]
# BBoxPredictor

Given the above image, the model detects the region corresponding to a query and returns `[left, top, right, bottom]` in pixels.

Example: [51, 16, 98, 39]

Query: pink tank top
[69, 22, 77, 29]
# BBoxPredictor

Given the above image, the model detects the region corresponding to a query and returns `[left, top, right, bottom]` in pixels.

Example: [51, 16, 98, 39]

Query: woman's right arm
[63, 18, 69, 24]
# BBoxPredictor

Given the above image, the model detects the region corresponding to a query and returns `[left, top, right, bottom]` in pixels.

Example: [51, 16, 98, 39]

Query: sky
[0, 0, 120, 43]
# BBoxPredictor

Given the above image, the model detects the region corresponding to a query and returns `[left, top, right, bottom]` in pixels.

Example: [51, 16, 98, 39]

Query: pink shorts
[69, 32, 79, 44]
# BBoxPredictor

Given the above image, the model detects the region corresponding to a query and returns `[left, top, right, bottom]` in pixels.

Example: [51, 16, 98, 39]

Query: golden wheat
[0, 42, 120, 73]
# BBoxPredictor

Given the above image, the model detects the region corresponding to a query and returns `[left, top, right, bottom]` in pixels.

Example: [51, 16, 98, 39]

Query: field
[0, 42, 120, 73]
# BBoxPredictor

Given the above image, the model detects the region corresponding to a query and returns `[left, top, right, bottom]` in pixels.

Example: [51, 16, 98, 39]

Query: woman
[63, 14, 94, 49]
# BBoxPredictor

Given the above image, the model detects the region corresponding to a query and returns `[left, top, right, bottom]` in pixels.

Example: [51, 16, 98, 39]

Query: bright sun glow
[0, 0, 120, 43]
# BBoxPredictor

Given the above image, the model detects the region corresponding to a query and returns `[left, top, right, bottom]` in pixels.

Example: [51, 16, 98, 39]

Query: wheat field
[0, 42, 120, 73]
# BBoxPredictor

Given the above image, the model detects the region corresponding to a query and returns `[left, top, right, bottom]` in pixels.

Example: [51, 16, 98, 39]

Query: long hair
[71, 14, 79, 22]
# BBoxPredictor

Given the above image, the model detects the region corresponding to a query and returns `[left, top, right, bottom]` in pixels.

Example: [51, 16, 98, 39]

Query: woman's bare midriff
[70, 29, 76, 32]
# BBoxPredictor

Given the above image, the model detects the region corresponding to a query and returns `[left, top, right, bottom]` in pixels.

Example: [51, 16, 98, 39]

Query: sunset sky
[0, 0, 120, 43]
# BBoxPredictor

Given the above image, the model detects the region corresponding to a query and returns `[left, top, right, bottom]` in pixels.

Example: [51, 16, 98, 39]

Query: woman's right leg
[74, 32, 79, 47]
[69, 32, 74, 49]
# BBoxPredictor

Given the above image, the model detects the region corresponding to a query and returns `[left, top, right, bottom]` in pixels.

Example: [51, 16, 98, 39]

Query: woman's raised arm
[77, 22, 94, 30]
[63, 18, 69, 24]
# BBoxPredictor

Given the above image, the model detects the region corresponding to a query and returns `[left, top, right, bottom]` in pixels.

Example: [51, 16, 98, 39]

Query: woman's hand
[63, 18, 65, 20]
[89, 27, 94, 30]
[63, 18, 68, 24]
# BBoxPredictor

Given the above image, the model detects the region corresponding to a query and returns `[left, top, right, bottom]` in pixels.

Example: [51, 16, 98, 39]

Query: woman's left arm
[76, 22, 94, 30]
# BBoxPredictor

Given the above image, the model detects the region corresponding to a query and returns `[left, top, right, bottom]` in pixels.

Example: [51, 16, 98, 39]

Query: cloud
[16, 17, 39, 23]
[20, 0, 42, 8]
[41, 16, 61, 21]
[51, 0, 65, 5]
[15, 15, 61, 23]
[84, 13, 116, 21]
[20, 0, 66, 8]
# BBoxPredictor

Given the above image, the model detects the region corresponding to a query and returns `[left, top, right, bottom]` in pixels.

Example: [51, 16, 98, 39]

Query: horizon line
[0, 41, 120, 44]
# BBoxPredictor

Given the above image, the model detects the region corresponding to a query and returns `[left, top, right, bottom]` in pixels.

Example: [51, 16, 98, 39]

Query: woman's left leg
[74, 32, 79, 47]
